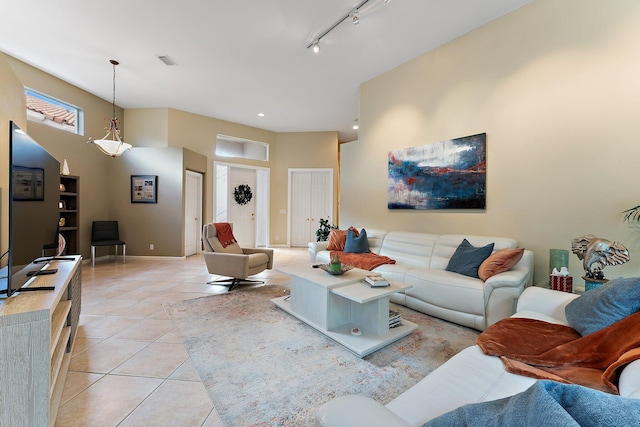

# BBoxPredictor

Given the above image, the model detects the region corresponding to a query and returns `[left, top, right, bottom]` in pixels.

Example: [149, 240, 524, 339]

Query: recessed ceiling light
[258, 112, 265, 117]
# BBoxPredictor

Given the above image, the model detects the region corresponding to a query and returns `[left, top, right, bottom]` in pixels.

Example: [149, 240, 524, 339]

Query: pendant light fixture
[88, 59, 132, 157]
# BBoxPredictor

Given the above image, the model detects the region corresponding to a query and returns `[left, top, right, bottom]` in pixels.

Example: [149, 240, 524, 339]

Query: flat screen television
[1, 121, 61, 297]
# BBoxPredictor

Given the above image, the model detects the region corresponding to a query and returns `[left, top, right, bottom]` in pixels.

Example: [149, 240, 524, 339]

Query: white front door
[229, 167, 257, 247]
[184, 170, 203, 256]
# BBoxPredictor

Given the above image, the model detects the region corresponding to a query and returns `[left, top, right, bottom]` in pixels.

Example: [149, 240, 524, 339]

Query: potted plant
[316, 217, 338, 242]
[623, 205, 640, 222]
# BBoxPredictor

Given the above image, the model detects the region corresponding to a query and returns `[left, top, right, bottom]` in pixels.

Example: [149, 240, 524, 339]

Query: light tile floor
[55, 247, 309, 427]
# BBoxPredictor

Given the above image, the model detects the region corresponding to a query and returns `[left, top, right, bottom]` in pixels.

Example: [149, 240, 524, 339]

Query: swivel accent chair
[202, 222, 273, 291]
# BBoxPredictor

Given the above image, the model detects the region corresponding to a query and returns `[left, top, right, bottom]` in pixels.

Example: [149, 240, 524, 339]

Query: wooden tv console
[0, 256, 82, 427]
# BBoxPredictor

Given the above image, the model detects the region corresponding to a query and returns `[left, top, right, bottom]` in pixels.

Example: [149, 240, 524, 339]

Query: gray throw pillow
[445, 239, 494, 278]
[344, 228, 370, 253]
[565, 277, 640, 336]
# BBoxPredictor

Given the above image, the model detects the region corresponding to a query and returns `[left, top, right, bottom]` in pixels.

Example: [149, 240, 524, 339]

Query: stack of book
[364, 275, 389, 287]
[389, 310, 402, 328]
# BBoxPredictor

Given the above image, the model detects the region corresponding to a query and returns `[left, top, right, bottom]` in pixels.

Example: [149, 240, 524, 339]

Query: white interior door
[229, 167, 256, 247]
[290, 171, 312, 247]
[289, 169, 333, 247]
[184, 170, 203, 256]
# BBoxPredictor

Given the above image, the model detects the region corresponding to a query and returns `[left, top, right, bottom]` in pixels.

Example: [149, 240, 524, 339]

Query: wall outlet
[150, 244, 154, 250]
[275, 235, 279, 241]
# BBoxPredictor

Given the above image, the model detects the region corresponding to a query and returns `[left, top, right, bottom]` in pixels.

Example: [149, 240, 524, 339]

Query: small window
[25, 88, 83, 135]
[216, 134, 269, 161]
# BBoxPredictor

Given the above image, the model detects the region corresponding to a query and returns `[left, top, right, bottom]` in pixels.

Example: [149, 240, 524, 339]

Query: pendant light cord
[110, 59, 119, 121]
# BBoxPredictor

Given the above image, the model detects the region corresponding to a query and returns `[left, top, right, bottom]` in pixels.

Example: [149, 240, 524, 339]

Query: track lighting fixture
[306, 0, 391, 52]
[351, 10, 360, 25]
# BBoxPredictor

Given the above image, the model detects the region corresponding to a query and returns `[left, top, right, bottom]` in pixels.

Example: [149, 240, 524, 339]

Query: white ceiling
[0, 0, 532, 142]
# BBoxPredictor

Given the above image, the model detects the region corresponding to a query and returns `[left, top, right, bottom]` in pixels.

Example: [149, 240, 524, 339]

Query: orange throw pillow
[478, 248, 524, 281]
[326, 227, 359, 251]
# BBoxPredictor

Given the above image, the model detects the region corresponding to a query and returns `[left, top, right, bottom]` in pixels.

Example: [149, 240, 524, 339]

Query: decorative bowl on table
[318, 264, 354, 275]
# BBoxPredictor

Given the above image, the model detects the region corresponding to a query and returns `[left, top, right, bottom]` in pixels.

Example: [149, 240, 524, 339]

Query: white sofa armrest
[515, 286, 579, 322]
[308, 241, 329, 262]
[315, 395, 411, 427]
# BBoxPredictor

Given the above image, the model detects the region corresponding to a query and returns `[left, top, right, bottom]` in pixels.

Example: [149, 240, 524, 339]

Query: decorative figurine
[61, 159, 70, 176]
[571, 234, 630, 280]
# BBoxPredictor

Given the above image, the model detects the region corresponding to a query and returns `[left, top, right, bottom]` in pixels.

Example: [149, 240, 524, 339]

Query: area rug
[165, 285, 479, 426]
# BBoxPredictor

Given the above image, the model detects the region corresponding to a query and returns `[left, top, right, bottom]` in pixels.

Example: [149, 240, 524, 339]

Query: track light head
[307, 0, 375, 53]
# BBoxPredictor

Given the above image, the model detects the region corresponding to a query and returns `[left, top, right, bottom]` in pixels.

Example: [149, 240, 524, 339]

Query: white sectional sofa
[308, 230, 534, 331]
[315, 286, 640, 427]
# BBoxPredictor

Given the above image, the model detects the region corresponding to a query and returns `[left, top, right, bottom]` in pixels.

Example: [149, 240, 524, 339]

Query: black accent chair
[91, 221, 126, 267]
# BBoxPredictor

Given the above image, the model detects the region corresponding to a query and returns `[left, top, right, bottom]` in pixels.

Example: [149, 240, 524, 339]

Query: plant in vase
[623, 205, 640, 222]
[315, 217, 338, 242]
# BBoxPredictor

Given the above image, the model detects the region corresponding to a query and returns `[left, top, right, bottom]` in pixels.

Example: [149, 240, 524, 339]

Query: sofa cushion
[385, 346, 537, 426]
[405, 268, 486, 316]
[377, 232, 439, 268]
[424, 380, 640, 427]
[445, 239, 494, 278]
[478, 248, 524, 281]
[345, 228, 370, 253]
[326, 227, 359, 251]
[565, 276, 640, 336]
[431, 235, 517, 270]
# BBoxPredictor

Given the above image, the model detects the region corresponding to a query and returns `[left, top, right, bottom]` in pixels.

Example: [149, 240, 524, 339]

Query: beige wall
[342, 0, 640, 286]
[108, 147, 185, 256]
[1, 54, 119, 260]
[125, 108, 339, 246]
[273, 132, 339, 245]
[1, 52, 338, 259]
[0, 52, 26, 262]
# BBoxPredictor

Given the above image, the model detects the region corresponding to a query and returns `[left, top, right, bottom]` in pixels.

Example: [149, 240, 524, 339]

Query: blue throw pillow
[344, 228, 370, 253]
[445, 239, 494, 278]
[565, 277, 640, 336]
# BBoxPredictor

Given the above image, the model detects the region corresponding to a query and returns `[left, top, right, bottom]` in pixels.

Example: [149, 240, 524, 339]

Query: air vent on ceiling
[157, 55, 176, 66]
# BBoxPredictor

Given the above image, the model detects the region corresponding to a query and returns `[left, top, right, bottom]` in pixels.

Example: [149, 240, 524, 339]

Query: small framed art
[131, 175, 158, 203]
[12, 166, 44, 201]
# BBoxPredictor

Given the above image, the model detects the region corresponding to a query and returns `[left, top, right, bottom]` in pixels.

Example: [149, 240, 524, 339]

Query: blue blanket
[424, 380, 640, 427]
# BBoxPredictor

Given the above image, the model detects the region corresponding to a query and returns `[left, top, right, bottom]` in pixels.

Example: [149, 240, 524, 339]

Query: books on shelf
[364, 275, 389, 287]
[389, 310, 402, 328]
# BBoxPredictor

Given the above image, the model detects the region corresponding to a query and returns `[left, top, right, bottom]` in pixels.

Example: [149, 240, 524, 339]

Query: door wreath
[233, 184, 253, 205]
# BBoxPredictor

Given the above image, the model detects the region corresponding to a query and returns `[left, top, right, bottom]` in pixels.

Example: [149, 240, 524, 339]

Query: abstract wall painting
[388, 133, 486, 210]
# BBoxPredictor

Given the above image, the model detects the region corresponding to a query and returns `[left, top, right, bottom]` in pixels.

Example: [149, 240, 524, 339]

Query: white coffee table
[272, 264, 417, 357]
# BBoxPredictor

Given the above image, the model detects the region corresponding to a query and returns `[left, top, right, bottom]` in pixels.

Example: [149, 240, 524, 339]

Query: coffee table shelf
[272, 265, 417, 357]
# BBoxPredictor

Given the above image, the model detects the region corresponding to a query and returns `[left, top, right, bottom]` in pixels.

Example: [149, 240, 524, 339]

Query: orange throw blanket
[330, 251, 396, 271]
[476, 312, 640, 394]
[214, 222, 237, 248]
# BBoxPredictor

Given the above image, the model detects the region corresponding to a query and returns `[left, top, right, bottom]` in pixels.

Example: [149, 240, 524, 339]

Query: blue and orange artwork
[388, 133, 486, 209]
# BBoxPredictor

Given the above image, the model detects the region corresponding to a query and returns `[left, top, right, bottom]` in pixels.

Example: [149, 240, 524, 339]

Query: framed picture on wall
[12, 166, 45, 201]
[131, 175, 158, 203]
[388, 133, 486, 210]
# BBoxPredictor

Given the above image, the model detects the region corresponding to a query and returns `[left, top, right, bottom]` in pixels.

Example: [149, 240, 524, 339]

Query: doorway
[214, 162, 270, 247]
[184, 170, 203, 257]
[288, 168, 333, 247]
